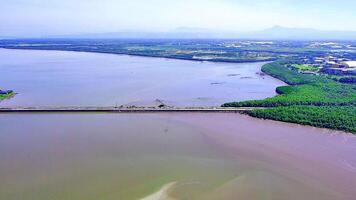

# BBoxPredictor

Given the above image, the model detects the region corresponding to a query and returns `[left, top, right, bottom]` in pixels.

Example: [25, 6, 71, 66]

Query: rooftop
[343, 61, 356, 68]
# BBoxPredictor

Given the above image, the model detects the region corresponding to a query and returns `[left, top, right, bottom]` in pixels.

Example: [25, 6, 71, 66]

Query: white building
[342, 61, 356, 68]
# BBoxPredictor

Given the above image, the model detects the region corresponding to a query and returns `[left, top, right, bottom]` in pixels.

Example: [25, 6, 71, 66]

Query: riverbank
[1, 47, 275, 64]
[223, 60, 356, 133]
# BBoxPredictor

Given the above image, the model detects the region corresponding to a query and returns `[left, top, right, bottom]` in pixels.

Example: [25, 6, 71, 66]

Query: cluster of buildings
[303, 56, 356, 75]
[0, 89, 13, 95]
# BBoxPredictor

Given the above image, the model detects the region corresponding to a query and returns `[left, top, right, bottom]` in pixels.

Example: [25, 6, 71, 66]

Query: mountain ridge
[3, 26, 356, 40]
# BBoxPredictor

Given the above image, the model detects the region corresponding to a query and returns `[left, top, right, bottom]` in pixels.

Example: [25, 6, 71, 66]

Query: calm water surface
[0, 48, 285, 107]
[0, 113, 355, 200]
[1, 48, 354, 200]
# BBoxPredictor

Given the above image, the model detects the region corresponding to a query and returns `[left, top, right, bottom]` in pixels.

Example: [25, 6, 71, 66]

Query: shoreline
[0, 47, 275, 64]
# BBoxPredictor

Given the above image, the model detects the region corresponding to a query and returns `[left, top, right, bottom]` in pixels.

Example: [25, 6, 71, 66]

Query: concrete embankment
[0, 107, 259, 113]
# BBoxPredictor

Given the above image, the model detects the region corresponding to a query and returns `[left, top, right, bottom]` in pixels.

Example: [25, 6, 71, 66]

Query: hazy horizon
[1, 0, 356, 37]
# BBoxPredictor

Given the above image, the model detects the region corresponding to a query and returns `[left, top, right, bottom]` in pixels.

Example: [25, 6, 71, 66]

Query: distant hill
[3, 26, 356, 41]
[245, 26, 356, 40]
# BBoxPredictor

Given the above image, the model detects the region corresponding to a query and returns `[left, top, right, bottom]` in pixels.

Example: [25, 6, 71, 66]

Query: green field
[291, 64, 319, 72]
[223, 61, 356, 133]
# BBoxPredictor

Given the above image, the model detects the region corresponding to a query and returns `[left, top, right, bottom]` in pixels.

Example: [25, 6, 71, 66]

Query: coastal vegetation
[245, 106, 356, 133]
[0, 91, 14, 101]
[223, 81, 356, 107]
[223, 61, 356, 133]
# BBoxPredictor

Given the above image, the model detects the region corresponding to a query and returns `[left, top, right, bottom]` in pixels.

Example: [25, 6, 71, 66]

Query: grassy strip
[0, 92, 14, 101]
[223, 60, 356, 133]
[291, 64, 319, 72]
[244, 106, 356, 134]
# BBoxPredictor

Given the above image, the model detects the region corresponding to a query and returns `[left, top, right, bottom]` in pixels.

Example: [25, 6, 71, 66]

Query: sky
[1, 0, 356, 36]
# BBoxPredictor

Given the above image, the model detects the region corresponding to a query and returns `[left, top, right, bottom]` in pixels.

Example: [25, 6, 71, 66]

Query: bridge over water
[0, 106, 261, 113]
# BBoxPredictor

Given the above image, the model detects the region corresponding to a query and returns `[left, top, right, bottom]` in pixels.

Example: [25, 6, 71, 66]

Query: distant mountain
[245, 26, 356, 40]
[3, 26, 356, 40]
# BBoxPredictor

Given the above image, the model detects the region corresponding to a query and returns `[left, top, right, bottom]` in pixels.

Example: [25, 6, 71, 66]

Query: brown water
[0, 113, 355, 200]
[0, 48, 285, 107]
